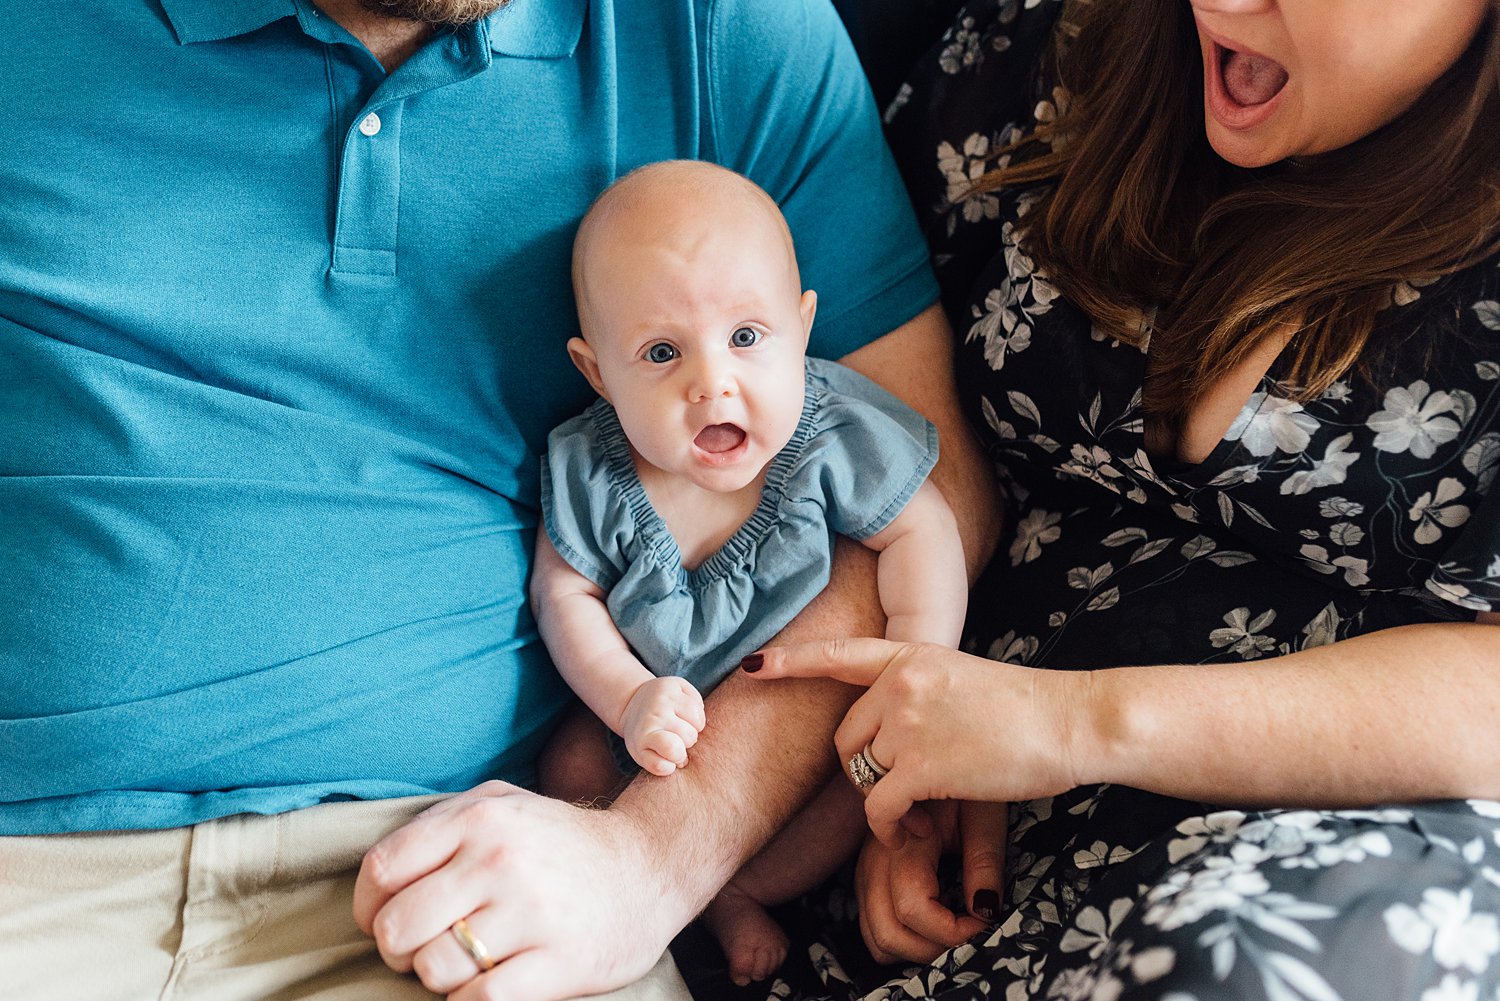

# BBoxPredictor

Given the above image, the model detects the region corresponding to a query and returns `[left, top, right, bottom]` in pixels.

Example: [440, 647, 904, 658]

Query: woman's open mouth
[1205, 36, 1288, 131]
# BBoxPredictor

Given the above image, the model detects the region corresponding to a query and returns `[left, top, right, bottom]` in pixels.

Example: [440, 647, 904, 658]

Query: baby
[531, 160, 967, 985]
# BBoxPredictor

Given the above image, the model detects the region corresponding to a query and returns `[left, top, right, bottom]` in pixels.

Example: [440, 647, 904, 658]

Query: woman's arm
[1089, 618, 1500, 808]
[530, 531, 704, 774]
[747, 619, 1500, 845]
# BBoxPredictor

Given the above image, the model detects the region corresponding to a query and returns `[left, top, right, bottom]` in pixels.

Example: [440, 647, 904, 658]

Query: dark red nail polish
[739, 653, 764, 673]
[972, 889, 999, 922]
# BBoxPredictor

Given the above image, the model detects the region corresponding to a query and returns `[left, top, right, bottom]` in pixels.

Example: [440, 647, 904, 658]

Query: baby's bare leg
[702, 777, 867, 985]
[537, 702, 632, 805]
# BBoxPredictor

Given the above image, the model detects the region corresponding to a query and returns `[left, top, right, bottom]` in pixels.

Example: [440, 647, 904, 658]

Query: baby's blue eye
[646, 343, 678, 363]
[730, 327, 760, 348]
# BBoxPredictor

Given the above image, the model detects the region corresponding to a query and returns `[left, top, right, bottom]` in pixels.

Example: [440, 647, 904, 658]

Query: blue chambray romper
[540, 358, 940, 770]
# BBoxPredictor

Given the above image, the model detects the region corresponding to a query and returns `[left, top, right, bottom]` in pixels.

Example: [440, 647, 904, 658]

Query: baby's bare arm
[531, 532, 703, 773]
[861, 480, 968, 647]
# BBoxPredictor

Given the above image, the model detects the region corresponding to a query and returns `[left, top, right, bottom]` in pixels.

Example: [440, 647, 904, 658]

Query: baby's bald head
[571, 161, 802, 339]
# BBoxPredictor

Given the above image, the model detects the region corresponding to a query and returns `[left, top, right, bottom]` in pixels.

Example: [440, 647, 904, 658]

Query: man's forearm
[608, 641, 863, 924]
[840, 303, 1002, 582]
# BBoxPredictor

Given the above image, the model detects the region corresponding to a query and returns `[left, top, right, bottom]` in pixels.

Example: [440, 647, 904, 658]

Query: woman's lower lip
[1205, 41, 1285, 132]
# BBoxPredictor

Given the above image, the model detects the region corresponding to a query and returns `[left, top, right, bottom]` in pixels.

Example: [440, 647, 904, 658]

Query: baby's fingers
[642, 729, 689, 770]
[676, 688, 706, 731]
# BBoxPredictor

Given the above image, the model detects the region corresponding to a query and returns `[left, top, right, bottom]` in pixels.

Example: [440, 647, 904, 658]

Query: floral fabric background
[689, 1, 1500, 999]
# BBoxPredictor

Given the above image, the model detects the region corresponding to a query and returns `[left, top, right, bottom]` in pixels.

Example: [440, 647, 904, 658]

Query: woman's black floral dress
[736, 2, 1500, 999]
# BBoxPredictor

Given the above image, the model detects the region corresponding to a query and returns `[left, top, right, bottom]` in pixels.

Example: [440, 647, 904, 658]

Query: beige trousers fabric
[0, 795, 692, 1001]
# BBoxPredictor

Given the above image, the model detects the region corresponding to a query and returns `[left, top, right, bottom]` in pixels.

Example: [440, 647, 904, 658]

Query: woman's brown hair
[973, 0, 1500, 432]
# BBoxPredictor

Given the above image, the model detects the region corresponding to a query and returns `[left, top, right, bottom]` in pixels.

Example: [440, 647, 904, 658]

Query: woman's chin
[1204, 120, 1286, 169]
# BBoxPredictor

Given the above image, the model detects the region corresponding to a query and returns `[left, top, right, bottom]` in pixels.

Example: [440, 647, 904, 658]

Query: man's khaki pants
[0, 795, 693, 1001]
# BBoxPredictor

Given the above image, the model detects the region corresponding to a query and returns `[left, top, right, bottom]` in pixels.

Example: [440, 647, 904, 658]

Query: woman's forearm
[1082, 620, 1500, 806]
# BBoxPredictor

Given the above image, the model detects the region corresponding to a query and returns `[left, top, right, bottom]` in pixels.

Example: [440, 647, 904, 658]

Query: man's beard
[357, 0, 509, 26]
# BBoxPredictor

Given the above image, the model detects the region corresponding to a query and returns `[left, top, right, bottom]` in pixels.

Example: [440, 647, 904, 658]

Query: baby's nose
[688, 358, 737, 401]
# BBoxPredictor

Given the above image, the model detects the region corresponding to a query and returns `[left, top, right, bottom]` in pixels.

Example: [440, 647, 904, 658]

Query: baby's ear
[799, 290, 817, 345]
[567, 337, 610, 402]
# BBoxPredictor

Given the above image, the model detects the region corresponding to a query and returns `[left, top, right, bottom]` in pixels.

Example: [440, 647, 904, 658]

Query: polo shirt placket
[289, 3, 492, 280]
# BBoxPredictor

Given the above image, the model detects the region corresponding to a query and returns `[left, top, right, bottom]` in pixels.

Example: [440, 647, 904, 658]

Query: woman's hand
[744, 639, 1094, 846]
[855, 800, 1007, 963]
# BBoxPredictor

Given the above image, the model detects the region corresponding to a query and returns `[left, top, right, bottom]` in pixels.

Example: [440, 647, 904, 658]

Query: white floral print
[937, 134, 999, 224]
[1298, 544, 1371, 587]
[1010, 507, 1062, 564]
[938, 18, 984, 74]
[1421, 974, 1481, 1001]
[1209, 607, 1277, 659]
[1410, 478, 1472, 545]
[1226, 392, 1319, 457]
[1280, 433, 1360, 496]
[1385, 888, 1500, 975]
[1367, 380, 1464, 458]
[968, 285, 1033, 370]
[1143, 843, 1274, 931]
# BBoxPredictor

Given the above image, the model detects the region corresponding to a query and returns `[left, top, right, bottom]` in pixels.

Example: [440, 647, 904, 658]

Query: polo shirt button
[359, 113, 382, 137]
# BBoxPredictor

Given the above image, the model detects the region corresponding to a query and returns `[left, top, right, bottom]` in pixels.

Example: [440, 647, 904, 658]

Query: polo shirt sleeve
[702, 0, 939, 361]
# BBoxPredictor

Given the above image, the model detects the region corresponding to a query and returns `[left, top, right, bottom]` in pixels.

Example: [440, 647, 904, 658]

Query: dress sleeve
[793, 359, 940, 540]
[539, 406, 633, 593]
[702, 0, 938, 359]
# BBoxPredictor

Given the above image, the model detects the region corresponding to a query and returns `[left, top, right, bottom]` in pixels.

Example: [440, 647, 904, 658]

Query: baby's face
[573, 199, 815, 495]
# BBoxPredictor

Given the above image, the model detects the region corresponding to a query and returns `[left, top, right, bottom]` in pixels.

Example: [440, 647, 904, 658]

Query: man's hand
[353, 782, 677, 1001]
[622, 676, 706, 775]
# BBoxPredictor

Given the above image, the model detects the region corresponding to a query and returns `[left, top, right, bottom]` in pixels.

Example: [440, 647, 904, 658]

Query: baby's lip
[694, 423, 747, 455]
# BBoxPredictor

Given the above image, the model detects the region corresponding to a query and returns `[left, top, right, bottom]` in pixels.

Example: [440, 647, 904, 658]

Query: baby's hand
[620, 676, 706, 776]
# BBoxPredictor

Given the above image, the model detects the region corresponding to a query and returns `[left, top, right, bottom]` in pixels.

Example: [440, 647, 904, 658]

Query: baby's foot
[702, 880, 788, 987]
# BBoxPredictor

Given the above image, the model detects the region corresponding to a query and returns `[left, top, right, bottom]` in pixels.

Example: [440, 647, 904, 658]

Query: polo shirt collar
[158, 0, 583, 59]
[159, 0, 297, 44]
[484, 0, 586, 59]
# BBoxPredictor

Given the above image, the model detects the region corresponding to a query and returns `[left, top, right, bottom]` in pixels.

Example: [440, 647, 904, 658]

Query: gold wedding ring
[450, 917, 496, 972]
[847, 742, 889, 791]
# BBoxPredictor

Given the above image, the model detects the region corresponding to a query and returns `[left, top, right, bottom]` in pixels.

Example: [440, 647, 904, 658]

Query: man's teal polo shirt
[0, 0, 938, 833]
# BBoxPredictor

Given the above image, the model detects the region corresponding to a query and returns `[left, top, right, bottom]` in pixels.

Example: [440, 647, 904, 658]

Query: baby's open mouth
[1218, 43, 1288, 107]
[694, 423, 746, 454]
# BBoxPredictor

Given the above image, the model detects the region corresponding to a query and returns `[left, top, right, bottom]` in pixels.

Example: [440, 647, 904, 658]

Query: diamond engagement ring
[450, 917, 496, 972]
[847, 742, 890, 791]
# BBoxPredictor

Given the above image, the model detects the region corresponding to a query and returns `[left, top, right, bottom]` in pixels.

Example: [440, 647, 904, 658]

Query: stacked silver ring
[847, 742, 889, 790]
